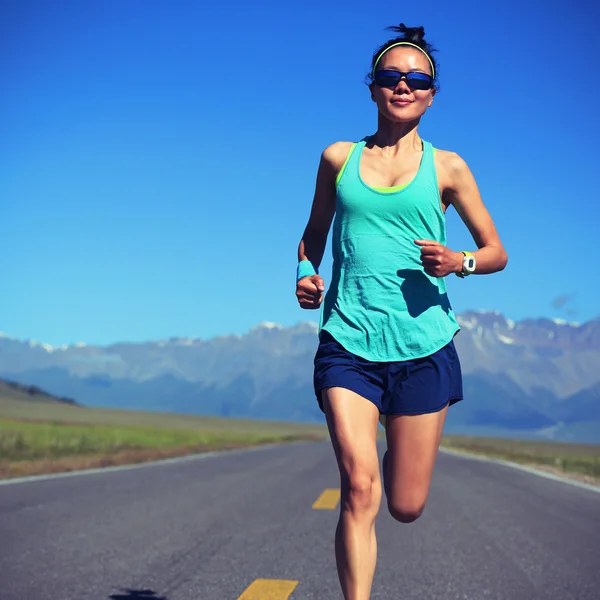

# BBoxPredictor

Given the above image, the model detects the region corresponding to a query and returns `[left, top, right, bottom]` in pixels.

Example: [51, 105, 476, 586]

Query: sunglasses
[373, 69, 433, 91]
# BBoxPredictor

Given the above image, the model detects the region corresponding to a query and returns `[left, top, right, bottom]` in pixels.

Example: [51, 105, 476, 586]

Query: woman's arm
[298, 142, 350, 265]
[296, 142, 350, 309]
[416, 151, 508, 278]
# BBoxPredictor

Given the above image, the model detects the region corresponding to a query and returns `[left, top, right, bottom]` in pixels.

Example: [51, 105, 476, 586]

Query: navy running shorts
[313, 329, 463, 416]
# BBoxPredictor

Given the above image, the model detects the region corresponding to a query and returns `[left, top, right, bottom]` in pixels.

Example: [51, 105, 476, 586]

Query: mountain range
[1, 311, 599, 443]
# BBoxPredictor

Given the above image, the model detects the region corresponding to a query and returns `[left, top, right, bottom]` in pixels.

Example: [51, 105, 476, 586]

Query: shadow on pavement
[109, 589, 167, 600]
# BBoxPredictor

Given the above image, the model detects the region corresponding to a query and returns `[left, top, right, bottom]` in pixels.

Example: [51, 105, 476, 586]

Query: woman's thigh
[322, 387, 382, 501]
[384, 406, 448, 514]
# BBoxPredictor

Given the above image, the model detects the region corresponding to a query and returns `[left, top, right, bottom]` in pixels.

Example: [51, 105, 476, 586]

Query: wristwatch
[456, 251, 476, 278]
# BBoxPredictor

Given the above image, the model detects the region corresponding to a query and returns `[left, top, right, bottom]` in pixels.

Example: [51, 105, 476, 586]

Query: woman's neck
[370, 117, 422, 154]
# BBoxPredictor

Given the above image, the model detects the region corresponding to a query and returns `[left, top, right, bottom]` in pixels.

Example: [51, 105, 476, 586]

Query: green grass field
[0, 393, 327, 479]
[440, 435, 600, 480]
[0, 418, 319, 461]
[1, 382, 598, 484]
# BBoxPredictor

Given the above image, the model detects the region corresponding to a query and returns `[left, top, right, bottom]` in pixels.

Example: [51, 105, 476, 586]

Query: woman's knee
[387, 499, 425, 523]
[342, 470, 381, 515]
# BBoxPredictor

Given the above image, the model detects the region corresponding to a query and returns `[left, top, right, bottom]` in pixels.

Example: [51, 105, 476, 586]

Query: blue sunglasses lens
[374, 70, 432, 90]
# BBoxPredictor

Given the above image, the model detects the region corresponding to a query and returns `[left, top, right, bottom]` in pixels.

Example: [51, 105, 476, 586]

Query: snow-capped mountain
[1, 313, 599, 441]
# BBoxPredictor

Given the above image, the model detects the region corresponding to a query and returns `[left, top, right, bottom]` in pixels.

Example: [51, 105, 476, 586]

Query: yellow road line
[238, 579, 298, 599]
[312, 488, 341, 510]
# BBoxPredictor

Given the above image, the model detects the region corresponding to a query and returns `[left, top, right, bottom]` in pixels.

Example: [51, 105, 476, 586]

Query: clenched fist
[414, 239, 463, 278]
[296, 275, 325, 310]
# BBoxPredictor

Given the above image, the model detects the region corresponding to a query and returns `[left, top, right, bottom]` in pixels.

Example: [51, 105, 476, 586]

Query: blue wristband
[297, 259, 317, 282]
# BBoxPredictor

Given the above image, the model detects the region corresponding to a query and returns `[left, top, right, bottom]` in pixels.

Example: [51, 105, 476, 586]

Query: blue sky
[1, 0, 598, 346]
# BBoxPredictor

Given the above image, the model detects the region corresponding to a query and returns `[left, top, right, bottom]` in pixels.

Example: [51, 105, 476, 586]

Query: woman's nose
[394, 77, 411, 93]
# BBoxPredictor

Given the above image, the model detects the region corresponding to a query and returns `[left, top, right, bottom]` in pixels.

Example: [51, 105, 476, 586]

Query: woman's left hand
[414, 239, 463, 278]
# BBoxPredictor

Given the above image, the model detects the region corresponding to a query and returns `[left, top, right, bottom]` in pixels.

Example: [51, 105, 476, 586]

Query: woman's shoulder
[432, 146, 476, 192]
[322, 141, 357, 170]
[432, 147, 469, 170]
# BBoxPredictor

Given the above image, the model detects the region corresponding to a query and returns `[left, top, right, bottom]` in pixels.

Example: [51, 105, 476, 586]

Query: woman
[295, 23, 507, 600]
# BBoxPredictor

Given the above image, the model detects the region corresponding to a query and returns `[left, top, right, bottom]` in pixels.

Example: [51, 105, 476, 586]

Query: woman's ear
[369, 83, 376, 102]
[428, 88, 436, 107]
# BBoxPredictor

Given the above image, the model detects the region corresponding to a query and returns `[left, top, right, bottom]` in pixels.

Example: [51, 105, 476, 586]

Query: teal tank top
[320, 137, 460, 361]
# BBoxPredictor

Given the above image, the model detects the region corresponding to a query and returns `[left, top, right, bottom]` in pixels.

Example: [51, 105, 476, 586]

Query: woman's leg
[322, 386, 382, 600]
[383, 405, 448, 523]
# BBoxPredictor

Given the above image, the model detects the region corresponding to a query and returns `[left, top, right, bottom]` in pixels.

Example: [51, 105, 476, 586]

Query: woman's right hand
[296, 275, 325, 309]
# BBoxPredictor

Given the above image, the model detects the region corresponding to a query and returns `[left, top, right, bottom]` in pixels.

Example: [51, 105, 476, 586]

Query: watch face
[465, 256, 476, 271]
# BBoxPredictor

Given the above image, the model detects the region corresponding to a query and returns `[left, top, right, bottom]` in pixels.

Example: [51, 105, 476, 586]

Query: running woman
[295, 23, 507, 600]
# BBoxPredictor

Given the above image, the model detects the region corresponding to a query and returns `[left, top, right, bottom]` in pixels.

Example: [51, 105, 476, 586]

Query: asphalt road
[0, 441, 599, 600]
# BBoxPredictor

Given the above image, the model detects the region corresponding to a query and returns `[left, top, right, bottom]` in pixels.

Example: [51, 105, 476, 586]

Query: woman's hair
[367, 24, 439, 89]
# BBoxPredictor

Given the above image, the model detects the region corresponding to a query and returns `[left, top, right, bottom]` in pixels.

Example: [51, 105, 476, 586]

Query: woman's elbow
[498, 248, 508, 271]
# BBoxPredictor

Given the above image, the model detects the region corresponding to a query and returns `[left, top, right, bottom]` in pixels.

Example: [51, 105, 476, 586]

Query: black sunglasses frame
[373, 69, 434, 91]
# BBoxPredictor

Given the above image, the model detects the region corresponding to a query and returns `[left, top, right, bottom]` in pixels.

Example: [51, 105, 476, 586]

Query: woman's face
[370, 46, 436, 122]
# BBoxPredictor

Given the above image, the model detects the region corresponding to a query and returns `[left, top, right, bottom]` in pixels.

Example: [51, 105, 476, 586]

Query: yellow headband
[372, 42, 435, 79]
